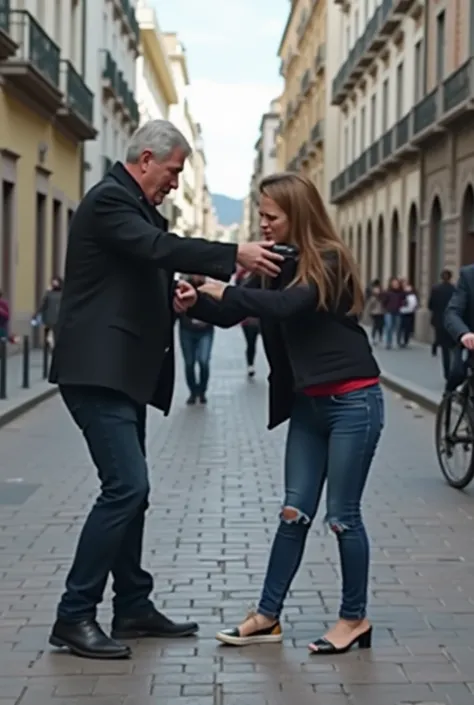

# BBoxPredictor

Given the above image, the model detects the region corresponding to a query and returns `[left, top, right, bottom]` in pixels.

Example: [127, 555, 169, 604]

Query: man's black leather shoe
[49, 618, 131, 659]
[111, 609, 199, 639]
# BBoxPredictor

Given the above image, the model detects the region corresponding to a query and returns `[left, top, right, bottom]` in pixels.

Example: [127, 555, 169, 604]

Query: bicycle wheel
[435, 389, 474, 489]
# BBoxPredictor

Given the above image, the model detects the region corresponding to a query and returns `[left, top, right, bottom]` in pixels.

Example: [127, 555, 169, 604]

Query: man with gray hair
[48, 120, 283, 660]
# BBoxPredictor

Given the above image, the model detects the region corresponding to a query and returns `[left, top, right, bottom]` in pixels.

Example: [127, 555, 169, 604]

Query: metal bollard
[42, 330, 49, 379]
[22, 335, 30, 389]
[0, 338, 7, 399]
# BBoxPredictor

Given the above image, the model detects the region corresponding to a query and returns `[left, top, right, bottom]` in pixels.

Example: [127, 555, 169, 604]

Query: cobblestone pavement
[1, 329, 474, 705]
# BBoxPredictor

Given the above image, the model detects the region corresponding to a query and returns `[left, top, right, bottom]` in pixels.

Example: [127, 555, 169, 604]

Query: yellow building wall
[0, 90, 81, 326]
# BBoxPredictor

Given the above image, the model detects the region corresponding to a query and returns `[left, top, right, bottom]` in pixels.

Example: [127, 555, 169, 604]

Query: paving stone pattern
[1, 328, 474, 705]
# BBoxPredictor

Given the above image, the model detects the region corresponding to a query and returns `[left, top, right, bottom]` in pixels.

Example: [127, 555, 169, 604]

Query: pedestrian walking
[175, 172, 384, 655]
[48, 119, 283, 660]
[429, 269, 456, 381]
[178, 274, 215, 405]
[34, 276, 63, 349]
[235, 266, 260, 377]
[364, 283, 384, 345]
[399, 283, 418, 347]
[381, 278, 405, 349]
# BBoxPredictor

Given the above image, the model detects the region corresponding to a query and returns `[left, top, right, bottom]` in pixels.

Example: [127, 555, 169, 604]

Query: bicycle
[435, 356, 474, 489]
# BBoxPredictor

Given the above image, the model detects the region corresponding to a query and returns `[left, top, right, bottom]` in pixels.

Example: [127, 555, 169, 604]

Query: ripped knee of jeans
[280, 505, 311, 526]
[324, 515, 351, 535]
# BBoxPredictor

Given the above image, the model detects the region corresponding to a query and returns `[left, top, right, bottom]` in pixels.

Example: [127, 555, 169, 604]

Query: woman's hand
[198, 281, 228, 301]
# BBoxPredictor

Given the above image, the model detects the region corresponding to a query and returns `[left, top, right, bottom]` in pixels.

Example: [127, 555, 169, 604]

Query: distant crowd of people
[362, 277, 418, 349]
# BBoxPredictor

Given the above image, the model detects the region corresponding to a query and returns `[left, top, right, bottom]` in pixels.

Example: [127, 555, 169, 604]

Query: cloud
[187, 79, 281, 198]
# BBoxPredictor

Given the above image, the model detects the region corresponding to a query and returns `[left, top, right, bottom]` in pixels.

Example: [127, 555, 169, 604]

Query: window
[396, 62, 404, 119]
[344, 125, 349, 167]
[360, 106, 366, 150]
[436, 11, 445, 82]
[382, 78, 389, 132]
[370, 93, 376, 141]
[414, 40, 423, 102]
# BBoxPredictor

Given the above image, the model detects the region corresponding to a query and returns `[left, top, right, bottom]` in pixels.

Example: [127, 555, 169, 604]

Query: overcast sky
[153, 0, 286, 198]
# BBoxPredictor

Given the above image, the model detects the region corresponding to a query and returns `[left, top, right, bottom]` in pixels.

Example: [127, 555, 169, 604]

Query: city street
[1, 328, 474, 705]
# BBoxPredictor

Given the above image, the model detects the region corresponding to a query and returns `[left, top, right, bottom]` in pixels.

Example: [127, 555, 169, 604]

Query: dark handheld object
[269, 244, 299, 260]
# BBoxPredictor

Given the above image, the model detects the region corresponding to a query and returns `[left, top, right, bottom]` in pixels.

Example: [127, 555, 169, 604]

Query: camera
[269, 244, 299, 259]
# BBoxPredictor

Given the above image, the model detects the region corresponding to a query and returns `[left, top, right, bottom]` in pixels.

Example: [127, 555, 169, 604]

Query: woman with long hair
[175, 173, 384, 655]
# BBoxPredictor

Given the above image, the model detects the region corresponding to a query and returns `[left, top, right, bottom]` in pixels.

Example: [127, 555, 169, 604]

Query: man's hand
[198, 281, 228, 301]
[237, 241, 283, 277]
[460, 332, 474, 350]
[173, 280, 197, 314]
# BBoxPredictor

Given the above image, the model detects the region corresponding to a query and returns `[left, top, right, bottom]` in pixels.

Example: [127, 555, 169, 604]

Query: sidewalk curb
[380, 369, 439, 414]
[0, 385, 58, 429]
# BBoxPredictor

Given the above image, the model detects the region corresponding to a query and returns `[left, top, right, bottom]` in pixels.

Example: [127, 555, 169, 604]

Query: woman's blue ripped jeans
[258, 384, 384, 621]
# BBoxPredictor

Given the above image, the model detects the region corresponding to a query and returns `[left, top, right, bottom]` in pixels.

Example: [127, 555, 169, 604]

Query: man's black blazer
[49, 162, 237, 413]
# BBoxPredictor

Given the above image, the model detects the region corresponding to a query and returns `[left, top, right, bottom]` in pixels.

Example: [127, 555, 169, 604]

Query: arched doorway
[366, 221, 373, 283]
[430, 197, 444, 288]
[407, 203, 418, 286]
[461, 185, 474, 266]
[376, 216, 384, 283]
[356, 224, 363, 272]
[390, 210, 400, 277]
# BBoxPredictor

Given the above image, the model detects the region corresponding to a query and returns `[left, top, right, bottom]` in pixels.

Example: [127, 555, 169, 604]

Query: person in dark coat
[48, 119, 283, 660]
[428, 269, 456, 381]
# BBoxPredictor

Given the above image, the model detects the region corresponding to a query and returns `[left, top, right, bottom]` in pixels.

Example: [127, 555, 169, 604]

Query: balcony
[57, 60, 96, 140]
[102, 49, 118, 100]
[440, 58, 474, 126]
[301, 69, 311, 95]
[331, 0, 406, 105]
[299, 142, 309, 164]
[120, 0, 139, 51]
[0, 0, 17, 60]
[315, 43, 325, 74]
[379, 0, 402, 37]
[310, 119, 324, 150]
[0, 11, 62, 112]
[412, 88, 440, 144]
[125, 88, 139, 129]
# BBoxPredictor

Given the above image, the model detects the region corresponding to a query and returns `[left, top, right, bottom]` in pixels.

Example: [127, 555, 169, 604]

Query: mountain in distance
[212, 193, 243, 226]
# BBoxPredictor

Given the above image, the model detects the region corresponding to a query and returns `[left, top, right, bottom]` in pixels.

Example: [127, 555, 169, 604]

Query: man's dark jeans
[57, 385, 154, 622]
[179, 326, 214, 397]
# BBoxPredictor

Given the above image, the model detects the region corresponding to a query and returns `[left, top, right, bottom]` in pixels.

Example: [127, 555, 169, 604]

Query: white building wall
[166, 41, 196, 235]
[262, 115, 279, 176]
[83, 0, 139, 192]
[136, 54, 170, 123]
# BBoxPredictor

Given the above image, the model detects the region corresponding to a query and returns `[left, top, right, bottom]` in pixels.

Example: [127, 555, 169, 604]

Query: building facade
[83, 0, 139, 192]
[329, 0, 425, 292]
[416, 0, 474, 339]
[0, 0, 96, 333]
[248, 97, 281, 240]
[277, 0, 328, 199]
[163, 32, 196, 236]
[136, 0, 177, 123]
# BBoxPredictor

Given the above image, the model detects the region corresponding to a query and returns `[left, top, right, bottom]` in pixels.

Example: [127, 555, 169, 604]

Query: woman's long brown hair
[259, 172, 364, 315]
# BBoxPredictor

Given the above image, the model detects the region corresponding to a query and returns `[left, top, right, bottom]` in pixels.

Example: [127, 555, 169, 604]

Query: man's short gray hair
[126, 119, 192, 163]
